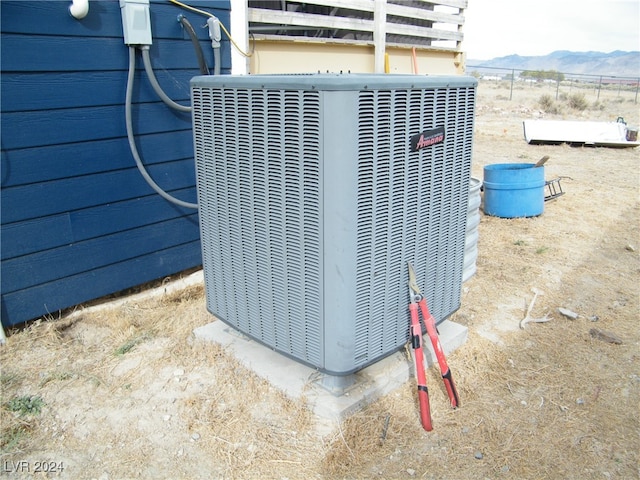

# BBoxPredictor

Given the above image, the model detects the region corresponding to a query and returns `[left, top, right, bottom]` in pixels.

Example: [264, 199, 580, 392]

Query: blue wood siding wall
[1, 0, 231, 327]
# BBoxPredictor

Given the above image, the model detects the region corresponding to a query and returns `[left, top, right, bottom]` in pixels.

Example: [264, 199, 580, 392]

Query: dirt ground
[1, 80, 639, 479]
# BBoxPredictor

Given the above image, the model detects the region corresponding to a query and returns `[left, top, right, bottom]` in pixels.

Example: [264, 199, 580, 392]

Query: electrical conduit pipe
[125, 46, 198, 209]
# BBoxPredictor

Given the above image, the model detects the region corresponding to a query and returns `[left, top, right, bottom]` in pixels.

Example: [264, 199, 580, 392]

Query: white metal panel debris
[523, 120, 640, 147]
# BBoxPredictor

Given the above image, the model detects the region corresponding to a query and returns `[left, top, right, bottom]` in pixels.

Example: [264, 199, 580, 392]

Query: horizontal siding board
[2, 35, 133, 72]
[1, 214, 74, 262]
[0, 0, 230, 39]
[2, 215, 199, 294]
[2, 130, 195, 188]
[2, 72, 130, 113]
[1, 103, 192, 151]
[1, 69, 203, 113]
[1, 160, 198, 224]
[1, 187, 197, 261]
[68, 189, 198, 242]
[0, 1, 124, 37]
[0, 35, 230, 72]
[1, 240, 202, 327]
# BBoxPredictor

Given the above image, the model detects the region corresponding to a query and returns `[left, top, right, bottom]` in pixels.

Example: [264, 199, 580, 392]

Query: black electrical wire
[178, 14, 209, 75]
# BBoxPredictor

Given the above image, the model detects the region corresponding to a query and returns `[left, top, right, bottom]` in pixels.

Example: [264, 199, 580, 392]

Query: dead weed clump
[538, 93, 560, 114]
[179, 343, 320, 479]
[319, 320, 639, 479]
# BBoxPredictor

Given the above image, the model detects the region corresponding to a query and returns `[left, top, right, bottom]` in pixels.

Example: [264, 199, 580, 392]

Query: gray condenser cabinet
[191, 73, 476, 375]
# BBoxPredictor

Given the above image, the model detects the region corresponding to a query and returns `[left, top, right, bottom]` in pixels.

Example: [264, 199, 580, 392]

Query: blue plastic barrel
[483, 163, 545, 218]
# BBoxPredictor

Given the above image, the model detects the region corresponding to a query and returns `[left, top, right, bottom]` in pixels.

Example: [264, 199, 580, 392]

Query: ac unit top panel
[191, 73, 477, 92]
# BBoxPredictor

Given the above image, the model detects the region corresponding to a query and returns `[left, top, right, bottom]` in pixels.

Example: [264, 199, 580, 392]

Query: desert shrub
[538, 94, 554, 109]
[567, 93, 588, 111]
[538, 94, 559, 114]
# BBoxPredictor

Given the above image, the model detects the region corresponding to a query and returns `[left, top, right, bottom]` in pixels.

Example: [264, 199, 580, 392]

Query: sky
[462, 0, 640, 60]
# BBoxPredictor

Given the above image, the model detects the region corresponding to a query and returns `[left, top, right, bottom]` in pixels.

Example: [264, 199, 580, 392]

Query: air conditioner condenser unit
[191, 73, 477, 375]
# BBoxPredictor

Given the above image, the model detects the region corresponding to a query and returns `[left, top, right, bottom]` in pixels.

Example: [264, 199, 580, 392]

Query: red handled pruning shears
[408, 262, 460, 431]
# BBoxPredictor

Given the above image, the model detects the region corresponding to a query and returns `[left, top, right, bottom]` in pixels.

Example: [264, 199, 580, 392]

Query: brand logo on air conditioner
[410, 126, 445, 152]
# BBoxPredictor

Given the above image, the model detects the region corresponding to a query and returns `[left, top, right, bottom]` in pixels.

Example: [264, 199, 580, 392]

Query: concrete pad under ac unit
[193, 319, 468, 431]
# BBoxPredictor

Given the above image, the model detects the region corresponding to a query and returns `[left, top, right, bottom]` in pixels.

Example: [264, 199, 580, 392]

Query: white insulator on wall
[69, 0, 89, 19]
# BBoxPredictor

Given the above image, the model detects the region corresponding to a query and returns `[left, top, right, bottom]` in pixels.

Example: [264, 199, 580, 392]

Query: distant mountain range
[467, 50, 640, 78]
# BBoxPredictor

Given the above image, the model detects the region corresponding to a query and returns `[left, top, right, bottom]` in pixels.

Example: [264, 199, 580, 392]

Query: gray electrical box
[191, 73, 476, 375]
[119, 0, 152, 46]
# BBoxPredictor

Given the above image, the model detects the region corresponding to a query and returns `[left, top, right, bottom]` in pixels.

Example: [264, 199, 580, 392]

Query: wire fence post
[597, 75, 602, 101]
[555, 72, 561, 100]
[509, 69, 514, 100]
